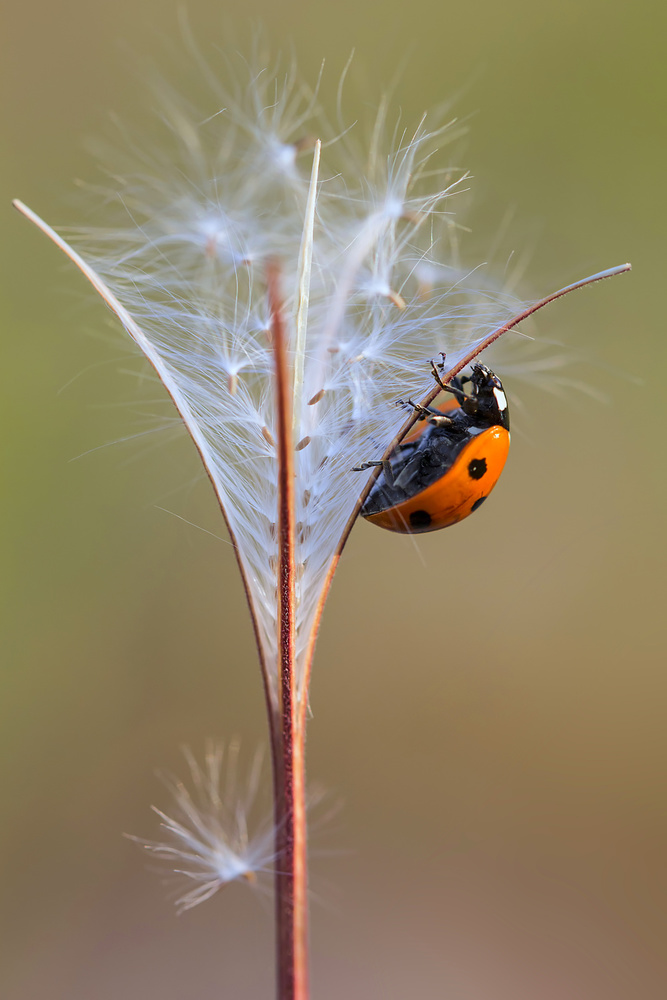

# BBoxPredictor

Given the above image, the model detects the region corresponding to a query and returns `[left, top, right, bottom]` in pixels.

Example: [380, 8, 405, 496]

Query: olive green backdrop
[1, 1, 665, 997]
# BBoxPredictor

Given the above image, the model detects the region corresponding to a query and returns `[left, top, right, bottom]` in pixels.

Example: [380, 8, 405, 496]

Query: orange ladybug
[357, 363, 510, 533]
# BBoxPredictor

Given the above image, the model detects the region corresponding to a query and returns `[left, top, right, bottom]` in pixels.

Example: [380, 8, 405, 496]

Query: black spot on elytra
[468, 457, 487, 480]
[471, 496, 487, 512]
[409, 509, 432, 529]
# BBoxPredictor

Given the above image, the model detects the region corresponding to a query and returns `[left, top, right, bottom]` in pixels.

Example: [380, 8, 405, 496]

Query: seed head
[131, 742, 275, 913]
[14, 52, 539, 702]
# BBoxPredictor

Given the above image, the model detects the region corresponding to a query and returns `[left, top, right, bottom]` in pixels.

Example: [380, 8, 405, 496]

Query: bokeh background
[2, 1, 665, 997]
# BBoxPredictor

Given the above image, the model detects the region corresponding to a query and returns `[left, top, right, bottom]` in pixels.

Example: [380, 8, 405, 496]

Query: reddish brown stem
[268, 263, 309, 1000]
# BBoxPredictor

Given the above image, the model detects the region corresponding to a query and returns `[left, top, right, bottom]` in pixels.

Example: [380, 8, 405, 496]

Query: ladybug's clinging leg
[398, 398, 455, 428]
[429, 359, 485, 419]
[430, 357, 452, 393]
[352, 459, 396, 489]
[430, 359, 476, 402]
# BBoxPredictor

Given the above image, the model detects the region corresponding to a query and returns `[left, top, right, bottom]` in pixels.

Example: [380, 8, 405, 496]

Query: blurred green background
[2, 1, 665, 997]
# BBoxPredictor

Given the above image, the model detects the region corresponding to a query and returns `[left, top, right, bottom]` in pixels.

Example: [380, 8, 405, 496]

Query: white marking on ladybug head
[493, 387, 507, 412]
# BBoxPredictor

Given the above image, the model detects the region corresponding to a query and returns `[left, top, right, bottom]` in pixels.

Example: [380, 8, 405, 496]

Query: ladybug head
[464, 364, 510, 431]
[469, 363, 500, 388]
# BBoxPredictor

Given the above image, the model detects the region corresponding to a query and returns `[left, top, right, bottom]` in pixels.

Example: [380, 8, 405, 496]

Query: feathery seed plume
[14, 55, 533, 702]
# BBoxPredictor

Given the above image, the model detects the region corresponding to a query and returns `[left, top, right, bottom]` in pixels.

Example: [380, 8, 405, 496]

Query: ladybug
[356, 363, 510, 533]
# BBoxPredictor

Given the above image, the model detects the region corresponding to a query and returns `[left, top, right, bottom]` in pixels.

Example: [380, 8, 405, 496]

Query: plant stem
[269, 263, 309, 1000]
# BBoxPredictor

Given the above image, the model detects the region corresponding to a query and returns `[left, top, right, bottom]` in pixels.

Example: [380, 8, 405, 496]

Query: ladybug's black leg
[430, 358, 450, 392]
[429, 361, 483, 417]
[430, 359, 471, 396]
[398, 398, 455, 427]
[430, 361, 470, 400]
[398, 398, 434, 419]
[352, 459, 395, 488]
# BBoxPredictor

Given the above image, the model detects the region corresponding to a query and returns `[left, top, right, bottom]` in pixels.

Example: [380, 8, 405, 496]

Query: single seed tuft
[128, 743, 275, 913]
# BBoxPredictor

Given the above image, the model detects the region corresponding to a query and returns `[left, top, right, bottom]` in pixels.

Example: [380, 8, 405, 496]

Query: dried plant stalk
[12, 47, 631, 999]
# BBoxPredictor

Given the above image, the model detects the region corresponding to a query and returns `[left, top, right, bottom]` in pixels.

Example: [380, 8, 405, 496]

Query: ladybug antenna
[441, 262, 632, 386]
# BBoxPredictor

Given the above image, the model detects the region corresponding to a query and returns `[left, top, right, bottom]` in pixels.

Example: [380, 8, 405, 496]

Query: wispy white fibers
[293, 139, 321, 439]
[131, 742, 274, 913]
[14, 53, 533, 702]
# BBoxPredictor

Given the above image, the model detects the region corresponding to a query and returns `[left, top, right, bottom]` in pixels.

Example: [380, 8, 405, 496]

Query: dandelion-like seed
[134, 742, 274, 913]
[13, 44, 629, 1000]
